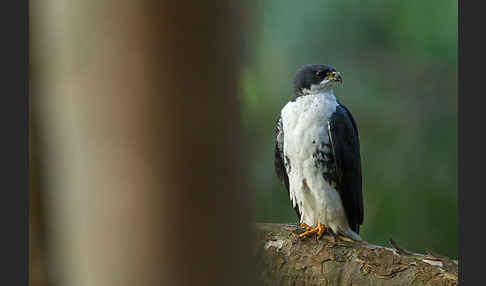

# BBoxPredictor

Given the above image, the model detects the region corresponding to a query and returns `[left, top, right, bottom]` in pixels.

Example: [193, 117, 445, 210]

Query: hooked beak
[331, 71, 343, 83]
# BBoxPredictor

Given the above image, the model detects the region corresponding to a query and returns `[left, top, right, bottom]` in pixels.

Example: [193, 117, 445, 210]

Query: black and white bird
[274, 64, 363, 241]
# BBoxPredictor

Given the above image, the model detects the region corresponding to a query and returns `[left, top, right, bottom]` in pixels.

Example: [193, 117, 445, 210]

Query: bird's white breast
[281, 91, 349, 233]
[281, 92, 337, 151]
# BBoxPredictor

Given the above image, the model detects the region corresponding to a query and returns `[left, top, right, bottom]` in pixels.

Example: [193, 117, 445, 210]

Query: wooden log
[254, 223, 458, 286]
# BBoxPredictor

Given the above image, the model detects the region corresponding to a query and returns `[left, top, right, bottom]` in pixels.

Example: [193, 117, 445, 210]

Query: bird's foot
[300, 222, 313, 231]
[299, 227, 318, 239]
[299, 222, 327, 240]
[316, 222, 327, 240]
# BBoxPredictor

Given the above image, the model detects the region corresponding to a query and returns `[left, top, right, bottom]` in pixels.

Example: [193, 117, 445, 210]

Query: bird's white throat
[292, 90, 338, 116]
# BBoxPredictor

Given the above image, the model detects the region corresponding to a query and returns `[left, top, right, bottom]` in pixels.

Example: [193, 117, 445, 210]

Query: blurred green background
[243, 0, 458, 258]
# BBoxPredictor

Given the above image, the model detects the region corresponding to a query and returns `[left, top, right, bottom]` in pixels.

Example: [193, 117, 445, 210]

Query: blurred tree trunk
[30, 103, 49, 286]
[255, 223, 458, 286]
[31, 1, 254, 286]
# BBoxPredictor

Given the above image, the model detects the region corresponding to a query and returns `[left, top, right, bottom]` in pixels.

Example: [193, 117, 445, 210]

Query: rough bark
[254, 223, 458, 286]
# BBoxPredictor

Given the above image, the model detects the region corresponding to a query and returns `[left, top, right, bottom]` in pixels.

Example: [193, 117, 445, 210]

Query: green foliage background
[242, 1, 458, 258]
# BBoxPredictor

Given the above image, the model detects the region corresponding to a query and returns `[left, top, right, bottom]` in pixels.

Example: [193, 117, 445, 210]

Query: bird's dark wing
[274, 113, 301, 219]
[328, 104, 363, 233]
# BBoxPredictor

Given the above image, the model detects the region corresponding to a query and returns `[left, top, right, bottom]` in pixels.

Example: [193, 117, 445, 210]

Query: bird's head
[293, 64, 342, 96]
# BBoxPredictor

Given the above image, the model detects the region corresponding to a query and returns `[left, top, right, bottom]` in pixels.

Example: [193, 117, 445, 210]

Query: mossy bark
[254, 223, 458, 286]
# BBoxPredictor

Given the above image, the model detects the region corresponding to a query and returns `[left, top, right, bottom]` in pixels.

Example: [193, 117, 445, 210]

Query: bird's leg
[316, 222, 327, 240]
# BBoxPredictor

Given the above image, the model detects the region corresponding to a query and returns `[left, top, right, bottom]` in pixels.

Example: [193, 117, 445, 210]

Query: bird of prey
[274, 64, 363, 241]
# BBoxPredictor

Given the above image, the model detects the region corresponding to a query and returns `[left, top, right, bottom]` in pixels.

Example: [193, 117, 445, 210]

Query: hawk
[275, 64, 363, 241]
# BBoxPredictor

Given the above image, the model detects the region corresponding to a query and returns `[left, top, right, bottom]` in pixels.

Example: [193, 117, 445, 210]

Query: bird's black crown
[293, 64, 337, 96]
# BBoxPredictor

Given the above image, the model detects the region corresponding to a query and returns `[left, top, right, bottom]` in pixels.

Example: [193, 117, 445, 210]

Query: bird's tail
[346, 229, 361, 241]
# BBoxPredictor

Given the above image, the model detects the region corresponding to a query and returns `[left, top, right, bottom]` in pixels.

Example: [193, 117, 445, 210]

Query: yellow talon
[299, 227, 319, 239]
[299, 221, 327, 240]
[300, 222, 313, 231]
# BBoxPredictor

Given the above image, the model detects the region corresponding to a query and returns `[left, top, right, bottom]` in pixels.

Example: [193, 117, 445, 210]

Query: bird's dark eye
[315, 71, 324, 77]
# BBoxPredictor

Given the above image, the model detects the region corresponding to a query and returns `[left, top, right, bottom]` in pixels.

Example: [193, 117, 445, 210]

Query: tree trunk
[30, 1, 255, 285]
[255, 223, 458, 286]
